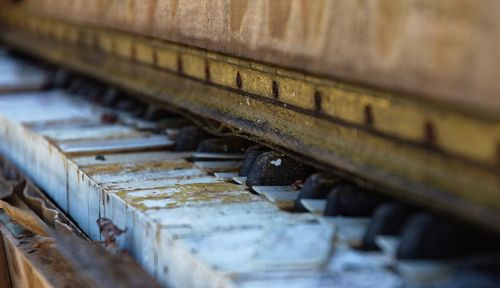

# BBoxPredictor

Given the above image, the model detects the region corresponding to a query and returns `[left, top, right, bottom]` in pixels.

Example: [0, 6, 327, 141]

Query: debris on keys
[97, 217, 127, 253]
[292, 179, 304, 191]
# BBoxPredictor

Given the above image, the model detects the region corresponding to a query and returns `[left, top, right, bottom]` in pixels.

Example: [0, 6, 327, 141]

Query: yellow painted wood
[155, 46, 177, 71]
[182, 52, 206, 80]
[135, 40, 154, 65]
[113, 35, 133, 59]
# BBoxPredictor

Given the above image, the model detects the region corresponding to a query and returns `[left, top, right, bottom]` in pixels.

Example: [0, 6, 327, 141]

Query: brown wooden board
[0, 232, 12, 288]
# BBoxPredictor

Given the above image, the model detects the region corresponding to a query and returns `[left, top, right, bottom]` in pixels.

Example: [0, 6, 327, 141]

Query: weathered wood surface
[3, 0, 500, 114]
[0, 233, 12, 288]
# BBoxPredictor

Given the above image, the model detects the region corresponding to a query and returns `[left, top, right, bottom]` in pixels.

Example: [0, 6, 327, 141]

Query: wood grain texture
[6, 0, 500, 113]
[0, 233, 12, 288]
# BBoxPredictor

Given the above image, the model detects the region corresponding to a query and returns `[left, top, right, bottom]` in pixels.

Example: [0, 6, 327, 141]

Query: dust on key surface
[72, 151, 193, 166]
[80, 159, 204, 184]
[114, 181, 258, 211]
[104, 175, 220, 191]
[39, 124, 142, 142]
[82, 160, 194, 176]
[78, 152, 259, 210]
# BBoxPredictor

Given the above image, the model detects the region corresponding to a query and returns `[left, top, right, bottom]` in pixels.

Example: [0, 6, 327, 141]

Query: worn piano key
[38, 124, 141, 141]
[72, 151, 193, 166]
[321, 217, 372, 247]
[59, 135, 175, 154]
[0, 91, 103, 126]
[295, 173, 340, 212]
[396, 261, 454, 285]
[375, 236, 400, 258]
[192, 152, 245, 160]
[0, 91, 107, 211]
[251, 222, 334, 269]
[164, 128, 180, 139]
[194, 161, 243, 173]
[0, 55, 48, 93]
[213, 172, 239, 179]
[232, 176, 247, 185]
[300, 199, 327, 215]
[362, 203, 414, 251]
[251, 185, 298, 210]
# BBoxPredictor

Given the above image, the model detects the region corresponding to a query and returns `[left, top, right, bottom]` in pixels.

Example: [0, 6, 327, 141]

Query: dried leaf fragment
[96, 217, 126, 253]
[0, 199, 49, 237]
[292, 179, 304, 191]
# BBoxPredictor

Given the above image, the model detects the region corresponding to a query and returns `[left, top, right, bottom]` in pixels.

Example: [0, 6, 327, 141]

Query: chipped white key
[251, 222, 335, 270]
[252, 186, 298, 209]
[375, 236, 400, 258]
[59, 135, 174, 154]
[89, 167, 205, 184]
[134, 119, 158, 131]
[0, 91, 104, 126]
[72, 151, 192, 166]
[322, 217, 371, 247]
[300, 199, 327, 214]
[192, 152, 245, 160]
[252, 186, 296, 195]
[397, 260, 454, 285]
[214, 172, 239, 179]
[39, 124, 140, 141]
[0, 56, 48, 93]
[105, 176, 217, 191]
[114, 112, 157, 130]
[195, 161, 243, 173]
[232, 176, 247, 185]
[328, 246, 394, 272]
[164, 128, 179, 139]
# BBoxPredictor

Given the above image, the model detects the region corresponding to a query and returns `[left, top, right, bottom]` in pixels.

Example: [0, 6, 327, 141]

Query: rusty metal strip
[0, 11, 499, 234]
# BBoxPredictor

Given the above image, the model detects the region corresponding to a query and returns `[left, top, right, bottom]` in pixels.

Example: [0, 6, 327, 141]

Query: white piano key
[194, 161, 243, 173]
[396, 260, 454, 285]
[321, 217, 371, 247]
[39, 124, 140, 141]
[252, 186, 298, 209]
[58, 135, 174, 154]
[214, 172, 239, 179]
[72, 151, 192, 166]
[0, 56, 48, 93]
[300, 199, 327, 214]
[232, 176, 247, 185]
[375, 236, 400, 258]
[192, 152, 245, 160]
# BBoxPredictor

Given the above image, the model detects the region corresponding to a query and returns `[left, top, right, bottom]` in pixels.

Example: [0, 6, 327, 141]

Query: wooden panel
[0, 233, 12, 288]
[3, 0, 500, 114]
